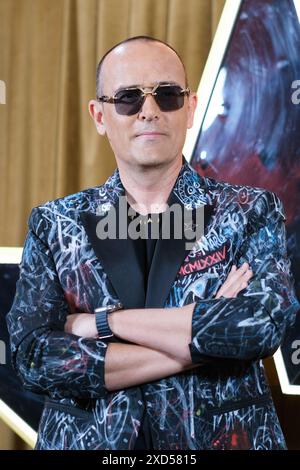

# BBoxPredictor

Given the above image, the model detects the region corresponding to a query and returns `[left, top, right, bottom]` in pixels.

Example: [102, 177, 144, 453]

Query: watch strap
[95, 310, 113, 339]
[94, 302, 123, 339]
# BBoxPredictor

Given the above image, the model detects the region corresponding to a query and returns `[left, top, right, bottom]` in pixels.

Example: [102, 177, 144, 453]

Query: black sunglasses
[97, 83, 190, 116]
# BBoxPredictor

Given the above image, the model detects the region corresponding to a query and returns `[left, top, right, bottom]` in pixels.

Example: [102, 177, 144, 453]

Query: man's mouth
[135, 131, 166, 138]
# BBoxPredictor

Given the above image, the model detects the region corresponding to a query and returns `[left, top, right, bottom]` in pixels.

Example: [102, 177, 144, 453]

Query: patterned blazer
[7, 159, 299, 450]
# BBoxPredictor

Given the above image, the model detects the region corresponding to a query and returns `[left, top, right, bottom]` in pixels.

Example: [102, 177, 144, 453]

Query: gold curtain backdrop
[0, 0, 225, 449]
[0, 0, 225, 246]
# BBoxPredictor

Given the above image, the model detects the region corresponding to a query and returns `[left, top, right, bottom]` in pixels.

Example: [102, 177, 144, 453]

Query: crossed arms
[64, 263, 252, 390]
[6, 191, 299, 399]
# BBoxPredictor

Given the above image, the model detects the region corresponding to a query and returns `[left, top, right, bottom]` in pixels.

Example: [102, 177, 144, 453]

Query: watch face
[95, 302, 123, 314]
[94, 307, 107, 314]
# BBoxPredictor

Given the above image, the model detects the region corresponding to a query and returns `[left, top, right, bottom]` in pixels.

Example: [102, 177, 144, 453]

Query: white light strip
[0, 247, 23, 264]
[273, 348, 300, 395]
[183, 0, 243, 161]
[0, 399, 37, 448]
[293, 0, 300, 22]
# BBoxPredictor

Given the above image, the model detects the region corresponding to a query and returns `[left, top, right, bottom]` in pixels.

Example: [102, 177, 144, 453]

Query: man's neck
[118, 157, 183, 215]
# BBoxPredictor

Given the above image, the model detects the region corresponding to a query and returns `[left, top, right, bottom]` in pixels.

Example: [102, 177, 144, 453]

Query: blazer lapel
[80, 191, 146, 310]
[145, 191, 214, 308]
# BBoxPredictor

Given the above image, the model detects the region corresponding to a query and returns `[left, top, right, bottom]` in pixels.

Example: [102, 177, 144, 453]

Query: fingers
[231, 263, 253, 296]
[215, 262, 253, 299]
[221, 262, 251, 290]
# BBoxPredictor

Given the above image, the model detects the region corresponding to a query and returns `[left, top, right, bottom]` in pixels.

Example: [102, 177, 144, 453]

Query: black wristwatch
[94, 302, 123, 339]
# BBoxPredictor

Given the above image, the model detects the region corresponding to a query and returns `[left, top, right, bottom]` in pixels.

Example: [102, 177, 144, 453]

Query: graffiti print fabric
[7, 159, 299, 449]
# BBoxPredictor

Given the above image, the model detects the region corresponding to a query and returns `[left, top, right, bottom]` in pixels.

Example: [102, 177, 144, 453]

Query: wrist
[92, 314, 98, 336]
[107, 309, 121, 337]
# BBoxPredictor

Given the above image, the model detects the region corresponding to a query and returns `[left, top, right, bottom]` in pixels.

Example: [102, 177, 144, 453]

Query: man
[7, 36, 299, 450]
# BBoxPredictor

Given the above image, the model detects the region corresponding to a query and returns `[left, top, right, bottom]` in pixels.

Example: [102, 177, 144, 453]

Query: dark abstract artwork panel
[191, 0, 300, 389]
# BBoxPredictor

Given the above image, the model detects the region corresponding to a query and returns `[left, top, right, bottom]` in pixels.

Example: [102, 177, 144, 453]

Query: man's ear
[88, 100, 106, 136]
[187, 92, 198, 130]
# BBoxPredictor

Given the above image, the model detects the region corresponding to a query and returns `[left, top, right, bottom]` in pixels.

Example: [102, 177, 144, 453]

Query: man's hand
[215, 262, 253, 299]
[64, 313, 97, 337]
[64, 262, 253, 339]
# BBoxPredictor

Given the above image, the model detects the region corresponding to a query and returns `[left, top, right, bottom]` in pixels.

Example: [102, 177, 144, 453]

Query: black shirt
[127, 205, 162, 450]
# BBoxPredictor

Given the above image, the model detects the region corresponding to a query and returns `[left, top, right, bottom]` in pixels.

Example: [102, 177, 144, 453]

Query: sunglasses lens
[112, 85, 186, 115]
[155, 85, 185, 111]
[114, 89, 144, 115]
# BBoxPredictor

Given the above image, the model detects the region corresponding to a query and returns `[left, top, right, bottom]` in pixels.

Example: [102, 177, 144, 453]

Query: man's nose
[138, 93, 160, 120]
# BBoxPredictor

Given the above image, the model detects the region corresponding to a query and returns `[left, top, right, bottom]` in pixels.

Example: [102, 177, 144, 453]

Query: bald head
[96, 36, 188, 97]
